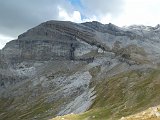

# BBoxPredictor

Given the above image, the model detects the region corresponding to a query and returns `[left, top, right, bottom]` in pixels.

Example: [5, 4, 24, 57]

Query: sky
[0, 0, 160, 49]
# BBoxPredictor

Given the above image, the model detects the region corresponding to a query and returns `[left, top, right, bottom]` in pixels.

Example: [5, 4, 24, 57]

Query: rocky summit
[0, 20, 160, 120]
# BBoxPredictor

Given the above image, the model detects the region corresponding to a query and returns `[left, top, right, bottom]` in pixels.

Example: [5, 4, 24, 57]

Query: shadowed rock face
[0, 21, 149, 64]
[82, 21, 138, 38]
[1, 20, 160, 120]
[3, 21, 98, 64]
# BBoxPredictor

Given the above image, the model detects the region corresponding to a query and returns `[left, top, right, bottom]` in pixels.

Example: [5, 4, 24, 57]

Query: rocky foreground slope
[0, 21, 160, 120]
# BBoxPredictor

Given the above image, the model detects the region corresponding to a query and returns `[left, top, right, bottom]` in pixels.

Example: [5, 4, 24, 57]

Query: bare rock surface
[1, 20, 160, 120]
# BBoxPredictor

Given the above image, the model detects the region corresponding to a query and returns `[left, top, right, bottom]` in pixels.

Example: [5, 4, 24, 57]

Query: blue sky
[69, 0, 82, 7]
[68, 0, 86, 20]
[0, 0, 160, 49]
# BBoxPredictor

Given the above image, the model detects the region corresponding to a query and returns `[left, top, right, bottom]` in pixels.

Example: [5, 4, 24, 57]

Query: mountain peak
[1, 20, 160, 120]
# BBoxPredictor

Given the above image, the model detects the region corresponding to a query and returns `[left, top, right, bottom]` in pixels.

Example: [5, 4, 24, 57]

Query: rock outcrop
[1, 20, 160, 120]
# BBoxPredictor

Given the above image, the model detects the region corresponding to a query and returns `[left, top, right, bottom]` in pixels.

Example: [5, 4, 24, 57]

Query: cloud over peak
[1, 0, 160, 49]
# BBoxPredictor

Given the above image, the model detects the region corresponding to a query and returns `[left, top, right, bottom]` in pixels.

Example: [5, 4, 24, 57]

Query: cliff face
[0, 20, 160, 120]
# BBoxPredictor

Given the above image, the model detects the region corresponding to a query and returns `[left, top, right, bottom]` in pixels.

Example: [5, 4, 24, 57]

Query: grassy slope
[0, 97, 62, 120]
[0, 61, 89, 120]
[52, 68, 160, 120]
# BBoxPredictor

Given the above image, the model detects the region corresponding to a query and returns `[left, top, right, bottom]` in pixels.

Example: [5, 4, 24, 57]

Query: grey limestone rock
[1, 20, 160, 120]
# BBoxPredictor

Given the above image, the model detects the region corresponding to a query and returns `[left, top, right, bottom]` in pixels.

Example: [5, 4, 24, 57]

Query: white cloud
[58, 6, 82, 23]
[112, 0, 160, 26]
[97, 14, 113, 24]
[0, 34, 15, 49]
[81, 14, 113, 24]
[0, 0, 73, 37]
[80, 0, 124, 16]
[1, 0, 160, 49]
[80, 0, 160, 27]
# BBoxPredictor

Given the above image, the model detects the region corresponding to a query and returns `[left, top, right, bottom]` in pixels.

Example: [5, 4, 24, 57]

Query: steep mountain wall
[0, 21, 160, 120]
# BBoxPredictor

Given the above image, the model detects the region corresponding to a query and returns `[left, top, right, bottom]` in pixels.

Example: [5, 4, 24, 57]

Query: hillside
[0, 21, 160, 120]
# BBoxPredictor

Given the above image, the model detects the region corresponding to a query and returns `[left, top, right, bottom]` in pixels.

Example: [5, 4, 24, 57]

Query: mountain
[0, 20, 160, 120]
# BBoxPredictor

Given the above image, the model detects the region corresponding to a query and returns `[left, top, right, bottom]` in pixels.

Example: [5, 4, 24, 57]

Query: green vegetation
[52, 108, 111, 120]
[52, 68, 160, 120]
[0, 95, 67, 120]
[1, 65, 160, 120]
